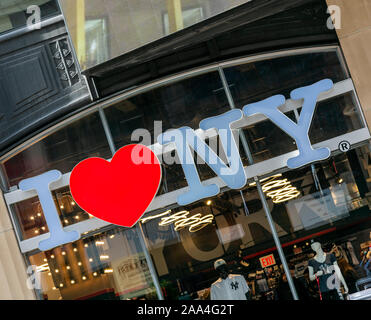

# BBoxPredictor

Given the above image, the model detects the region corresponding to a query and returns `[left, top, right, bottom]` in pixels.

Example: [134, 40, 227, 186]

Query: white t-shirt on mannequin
[210, 274, 250, 300]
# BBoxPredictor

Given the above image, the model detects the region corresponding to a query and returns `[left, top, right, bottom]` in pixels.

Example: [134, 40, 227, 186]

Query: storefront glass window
[2, 112, 112, 188]
[0, 0, 60, 35]
[309, 92, 364, 144]
[267, 145, 371, 300]
[12, 186, 92, 241]
[104, 71, 230, 194]
[139, 184, 291, 300]
[223, 51, 347, 108]
[28, 227, 157, 300]
[223, 51, 356, 164]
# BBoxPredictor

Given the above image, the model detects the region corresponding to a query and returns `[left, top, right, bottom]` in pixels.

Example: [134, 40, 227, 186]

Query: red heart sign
[69, 144, 162, 227]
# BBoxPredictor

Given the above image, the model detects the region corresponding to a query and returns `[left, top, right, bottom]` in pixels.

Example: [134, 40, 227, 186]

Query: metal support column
[218, 67, 299, 300]
[98, 107, 164, 300]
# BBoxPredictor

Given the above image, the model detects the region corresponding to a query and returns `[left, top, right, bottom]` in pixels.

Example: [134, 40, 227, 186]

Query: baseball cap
[214, 259, 227, 270]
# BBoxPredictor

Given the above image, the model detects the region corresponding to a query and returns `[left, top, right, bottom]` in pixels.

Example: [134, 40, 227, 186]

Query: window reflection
[3, 112, 111, 188]
[0, 0, 60, 35]
[28, 228, 156, 300]
[12, 186, 92, 241]
[309, 92, 364, 144]
[223, 51, 348, 109]
[104, 71, 229, 193]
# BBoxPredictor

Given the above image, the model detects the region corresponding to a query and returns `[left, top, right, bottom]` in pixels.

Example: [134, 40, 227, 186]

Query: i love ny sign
[19, 79, 334, 251]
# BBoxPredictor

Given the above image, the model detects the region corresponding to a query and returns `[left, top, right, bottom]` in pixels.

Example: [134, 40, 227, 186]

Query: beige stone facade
[0, 191, 35, 299]
[327, 0, 371, 129]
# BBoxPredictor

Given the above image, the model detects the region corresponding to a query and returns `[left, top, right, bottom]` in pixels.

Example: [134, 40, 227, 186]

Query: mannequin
[308, 239, 348, 300]
[210, 259, 251, 300]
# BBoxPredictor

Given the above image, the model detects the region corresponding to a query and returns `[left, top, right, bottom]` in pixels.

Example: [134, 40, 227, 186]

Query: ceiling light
[104, 268, 113, 273]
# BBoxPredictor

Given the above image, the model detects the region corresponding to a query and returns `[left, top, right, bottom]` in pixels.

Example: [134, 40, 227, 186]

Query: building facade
[0, 0, 370, 300]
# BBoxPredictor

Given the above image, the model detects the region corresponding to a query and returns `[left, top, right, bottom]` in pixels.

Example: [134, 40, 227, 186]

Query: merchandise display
[308, 239, 348, 300]
[210, 259, 250, 300]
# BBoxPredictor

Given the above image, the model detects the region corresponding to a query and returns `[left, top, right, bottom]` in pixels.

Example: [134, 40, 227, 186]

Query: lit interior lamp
[61, 251, 66, 256]
[95, 241, 105, 245]
[261, 174, 300, 203]
[100, 255, 109, 260]
[82, 276, 87, 280]
[59, 283, 64, 288]
[52, 287, 56, 290]
[89, 258, 93, 262]
[337, 177, 344, 184]
[48, 272, 51, 276]
[34, 230, 39, 234]
[60, 205, 64, 209]
[93, 272, 97, 277]
[71, 201, 75, 206]
[43, 258, 47, 262]
[37, 213, 42, 217]
[84, 244, 88, 248]
[66, 266, 71, 270]
[77, 262, 82, 266]
[55, 269, 59, 273]
[51, 255, 55, 259]
[104, 268, 113, 273]
[41, 227, 46, 231]
[74, 215, 79, 220]
[73, 248, 78, 252]
[30, 216, 35, 220]
[64, 219, 69, 224]
[206, 200, 212, 206]
[110, 235, 115, 239]
[71, 280, 75, 284]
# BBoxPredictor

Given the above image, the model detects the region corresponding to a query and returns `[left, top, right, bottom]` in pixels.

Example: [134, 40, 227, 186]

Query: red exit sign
[259, 254, 276, 268]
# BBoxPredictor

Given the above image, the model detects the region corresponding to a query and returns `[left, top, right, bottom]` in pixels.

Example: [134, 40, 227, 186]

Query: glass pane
[239, 111, 297, 165]
[139, 184, 298, 300]
[260, 146, 371, 300]
[0, 0, 60, 35]
[60, 0, 252, 69]
[224, 51, 350, 165]
[223, 51, 348, 109]
[104, 71, 230, 193]
[11, 186, 93, 241]
[2, 112, 111, 188]
[309, 92, 364, 144]
[28, 228, 157, 300]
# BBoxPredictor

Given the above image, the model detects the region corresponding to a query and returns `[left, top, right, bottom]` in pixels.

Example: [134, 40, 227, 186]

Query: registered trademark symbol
[338, 140, 351, 153]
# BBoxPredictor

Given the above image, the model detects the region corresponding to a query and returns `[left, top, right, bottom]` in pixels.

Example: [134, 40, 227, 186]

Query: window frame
[1, 45, 370, 254]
